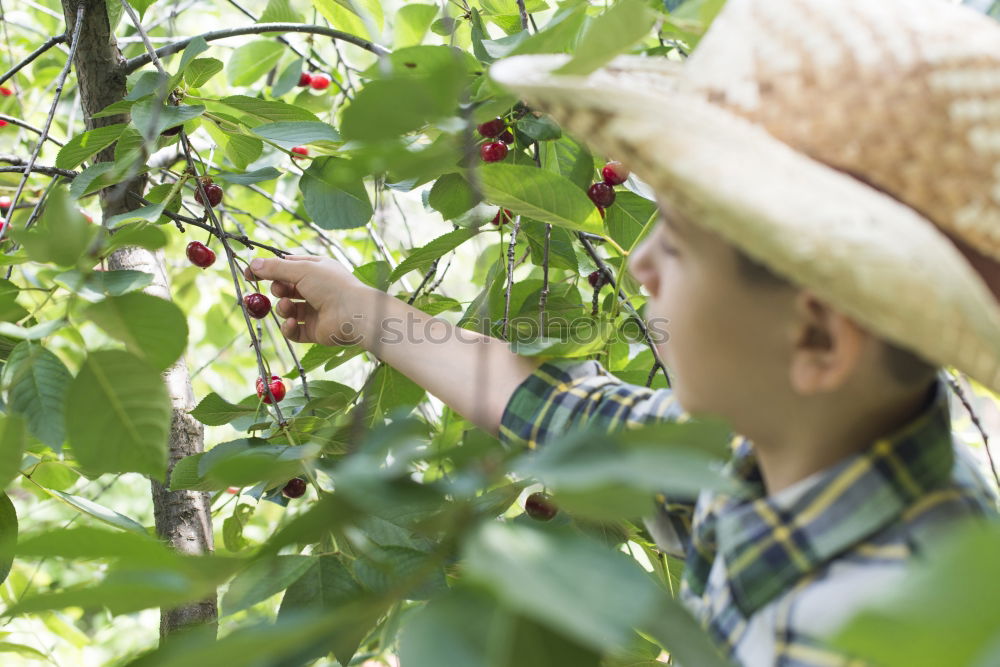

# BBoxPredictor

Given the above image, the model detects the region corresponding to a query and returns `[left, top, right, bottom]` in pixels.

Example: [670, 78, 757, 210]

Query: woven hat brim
[490, 54, 1000, 395]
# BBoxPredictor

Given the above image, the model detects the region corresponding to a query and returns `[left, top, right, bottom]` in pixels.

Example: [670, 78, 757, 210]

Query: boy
[246, 0, 1000, 663]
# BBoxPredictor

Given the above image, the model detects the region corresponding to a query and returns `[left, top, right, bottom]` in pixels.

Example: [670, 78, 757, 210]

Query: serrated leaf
[0, 414, 25, 489]
[395, 4, 438, 48]
[219, 95, 321, 123]
[279, 554, 364, 617]
[222, 503, 255, 552]
[55, 124, 126, 170]
[227, 41, 285, 87]
[69, 162, 117, 198]
[261, 0, 304, 23]
[606, 191, 657, 251]
[84, 293, 188, 371]
[190, 393, 258, 426]
[553, 0, 657, 76]
[0, 493, 15, 586]
[65, 350, 170, 480]
[389, 228, 478, 283]
[428, 173, 480, 220]
[168, 453, 222, 492]
[222, 555, 317, 616]
[516, 115, 562, 141]
[4, 341, 71, 450]
[184, 57, 224, 87]
[272, 57, 305, 98]
[38, 487, 147, 534]
[14, 185, 97, 267]
[213, 167, 282, 185]
[477, 163, 604, 234]
[252, 121, 341, 146]
[300, 157, 373, 229]
[130, 99, 205, 139]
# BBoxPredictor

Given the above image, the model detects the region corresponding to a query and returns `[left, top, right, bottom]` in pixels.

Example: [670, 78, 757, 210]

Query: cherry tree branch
[0, 115, 65, 145]
[945, 370, 1000, 491]
[5, 2, 84, 237]
[0, 33, 67, 87]
[124, 23, 389, 74]
[0, 157, 77, 179]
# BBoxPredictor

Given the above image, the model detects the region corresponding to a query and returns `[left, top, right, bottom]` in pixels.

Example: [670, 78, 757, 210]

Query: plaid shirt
[498, 359, 1000, 666]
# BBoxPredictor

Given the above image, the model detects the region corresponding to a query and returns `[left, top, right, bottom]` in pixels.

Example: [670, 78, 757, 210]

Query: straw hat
[489, 0, 1000, 395]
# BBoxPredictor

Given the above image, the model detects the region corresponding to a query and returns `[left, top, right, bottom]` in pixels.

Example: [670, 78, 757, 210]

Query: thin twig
[501, 216, 521, 339]
[125, 23, 389, 74]
[4, 2, 85, 241]
[0, 116, 65, 145]
[944, 370, 1000, 492]
[120, 0, 169, 77]
[0, 163, 77, 179]
[0, 33, 67, 87]
[576, 232, 670, 386]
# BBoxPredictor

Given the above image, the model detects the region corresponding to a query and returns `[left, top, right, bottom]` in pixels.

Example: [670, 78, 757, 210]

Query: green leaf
[541, 134, 593, 190]
[251, 121, 341, 147]
[271, 57, 305, 98]
[222, 555, 316, 616]
[131, 99, 205, 139]
[260, 0, 304, 24]
[69, 162, 117, 198]
[0, 493, 16, 586]
[65, 350, 171, 480]
[0, 414, 25, 489]
[84, 293, 188, 372]
[103, 223, 169, 255]
[55, 124, 126, 170]
[16, 526, 174, 564]
[190, 393, 258, 426]
[0, 279, 27, 323]
[553, 0, 657, 76]
[478, 163, 604, 234]
[516, 115, 562, 141]
[129, 0, 159, 19]
[54, 269, 155, 301]
[521, 218, 578, 271]
[606, 191, 657, 251]
[278, 554, 364, 618]
[0, 642, 47, 661]
[833, 521, 1000, 667]
[400, 587, 602, 667]
[227, 41, 285, 87]
[104, 202, 166, 230]
[363, 366, 426, 426]
[222, 503, 254, 552]
[428, 173, 480, 220]
[37, 488, 147, 534]
[389, 228, 478, 283]
[0, 319, 66, 341]
[394, 4, 438, 48]
[462, 522, 664, 653]
[4, 341, 71, 450]
[199, 440, 320, 487]
[168, 453, 220, 492]
[219, 95, 321, 123]
[14, 185, 98, 267]
[299, 157, 374, 230]
[509, 5, 588, 56]
[507, 317, 614, 358]
[213, 167, 282, 185]
[184, 57, 224, 87]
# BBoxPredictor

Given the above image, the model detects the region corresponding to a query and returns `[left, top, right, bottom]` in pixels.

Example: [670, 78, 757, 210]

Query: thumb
[244, 255, 315, 283]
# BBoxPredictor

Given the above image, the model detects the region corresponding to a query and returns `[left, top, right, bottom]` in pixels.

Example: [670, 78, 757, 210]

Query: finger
[270, 281, 302, 299]
[280, 316, 305, 343]
[244, 256, 314, 283]
[275, 297, 307, 319]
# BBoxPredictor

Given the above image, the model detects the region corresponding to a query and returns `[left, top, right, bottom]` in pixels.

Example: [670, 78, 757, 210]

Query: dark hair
[733, 248, 939, 387]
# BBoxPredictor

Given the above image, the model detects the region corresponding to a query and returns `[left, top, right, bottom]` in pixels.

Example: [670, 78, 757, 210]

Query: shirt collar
[708, 375, 954, 615]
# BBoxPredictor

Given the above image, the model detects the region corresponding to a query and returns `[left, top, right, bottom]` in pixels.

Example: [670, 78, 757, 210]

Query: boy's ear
[788, 290, 866, 395]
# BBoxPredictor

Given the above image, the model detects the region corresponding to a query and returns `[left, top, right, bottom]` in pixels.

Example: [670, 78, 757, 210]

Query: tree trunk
[60, 0, 218, 640]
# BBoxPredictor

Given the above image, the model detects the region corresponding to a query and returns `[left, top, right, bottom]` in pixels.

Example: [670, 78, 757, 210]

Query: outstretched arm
[244, 254, 543, 435]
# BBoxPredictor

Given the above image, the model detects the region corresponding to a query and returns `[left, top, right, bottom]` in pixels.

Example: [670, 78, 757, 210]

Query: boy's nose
[628, 236, 657, 297]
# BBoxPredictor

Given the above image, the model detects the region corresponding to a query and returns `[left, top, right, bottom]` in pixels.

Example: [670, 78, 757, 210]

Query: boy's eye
[659, 239, 679, 256]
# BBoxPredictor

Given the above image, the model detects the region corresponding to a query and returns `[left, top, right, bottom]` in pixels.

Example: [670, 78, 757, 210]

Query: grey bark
[60, 0, 217, 639]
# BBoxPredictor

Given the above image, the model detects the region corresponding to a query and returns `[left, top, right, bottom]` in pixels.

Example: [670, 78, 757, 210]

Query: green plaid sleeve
[498, 358, 688, 449]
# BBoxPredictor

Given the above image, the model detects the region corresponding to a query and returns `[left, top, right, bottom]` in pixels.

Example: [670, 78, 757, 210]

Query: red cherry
[186, 241, 216, 268]
[282, 478, 307, 499]
[0, 120, 7, 128]
[480, 142, 508, 163]
[0, 87, 12, 96]
[601, 161, 630, 186]
[0, 196, 9, 211]
[499, 129, 515, 145]
[310, 74, 331, 91]
[491, 208, 513, 226]
[477, 118, 505, 138]
[525, 492, 558, 521]
[226, 487, 240, 494]
[194, 182, 223, 208]
[243, 292, 271, 319]
[587, 182, 616, 208]
[256, 375, 286, 404]
[588, 269, 609, 289]
[291, 146, 309, 158]
[298, 72, 313, 87]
